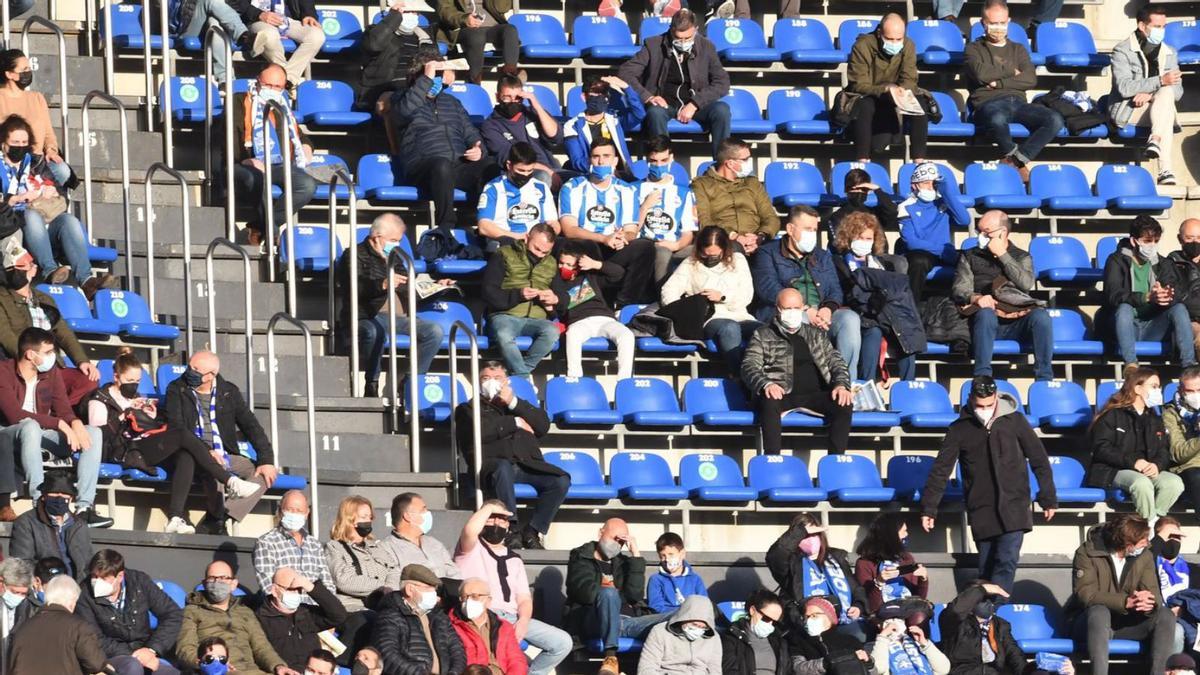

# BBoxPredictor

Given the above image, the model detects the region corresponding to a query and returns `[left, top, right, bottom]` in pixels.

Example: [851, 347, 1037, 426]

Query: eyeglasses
[204, 575, 235, 583]
[201, 655, 229, 665]
[464, 593, 491, 601]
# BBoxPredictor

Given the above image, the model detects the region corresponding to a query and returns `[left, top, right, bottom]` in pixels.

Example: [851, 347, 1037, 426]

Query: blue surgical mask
[591, 164, 614, 181]
[2, 590, 23, 610]
[1147, 26, 1165, 45]
[420, 510, 433, 534]
[34, 351, 55, 373]
[199, 660, 229, 675]
[916, 188, 937, 203]
[882, 40, 903, 56]
[647, 163, 670, 181]
[428, 75, 444, 97]
[381, 240, 399, 257]
[280, 511, 307, 532]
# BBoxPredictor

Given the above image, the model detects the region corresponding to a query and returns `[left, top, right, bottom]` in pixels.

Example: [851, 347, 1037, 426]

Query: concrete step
[217, 351, 352, 399]
[20, 27, 86, 57]
[86, 202, 227, 244]
[90, 175, 204, 206]
[61, 125, 164, 171]
[207, 321, 333, 358]
[145, 276, 290, 322]
[277, 430, 413, 474]
[54, 104, 143, 133]
[28, 53, 103, 97]
[142, 247, 270, 284]
[252, 395, 394, 435]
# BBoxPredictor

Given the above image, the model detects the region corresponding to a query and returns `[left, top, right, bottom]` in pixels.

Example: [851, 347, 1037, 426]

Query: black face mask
[1157, 536, 1182, 560]
[4, 267, 28, 290]
[5, 146, 27, 164]
[118, 382, 141, 399]
[15, 71, 31, 90]
[509, 171, 533, 188]
[845, 192, 868, 208]
[701, 255, 723, 268]
[973, 599, 995, 620]
[1183, 241, 1200, 261]
[480, 524, 508, 545]
[496, 101, 523, 118]
[43, 496, 70, 517]
[355, 522, 373, 538]
[351, 662, 372, 675]
[584, 94, 608, 116]
[182, 367, 204, 388]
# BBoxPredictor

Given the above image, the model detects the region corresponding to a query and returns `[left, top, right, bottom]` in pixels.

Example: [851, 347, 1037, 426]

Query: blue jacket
[562, 88, 645, 174]
[895, 192, 970, 264]
[751, 237, 843, 323]
[646, 563, 709, 614]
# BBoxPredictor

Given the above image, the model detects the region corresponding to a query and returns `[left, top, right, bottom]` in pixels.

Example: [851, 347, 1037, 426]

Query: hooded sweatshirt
[895, 192, 971, 264]
[646, 561, 709, 614]
[636, 595, 722, 675]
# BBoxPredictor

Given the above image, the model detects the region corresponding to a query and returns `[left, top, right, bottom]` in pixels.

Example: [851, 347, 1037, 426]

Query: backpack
[415, 228, 483, 262]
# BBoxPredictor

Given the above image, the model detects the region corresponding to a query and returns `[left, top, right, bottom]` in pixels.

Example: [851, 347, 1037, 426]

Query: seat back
[817, 454, 883, 490]
[772, 18, 834, 50]
[544, 451, 606, 486]
[830, 161, 891, 199]
[764, 161, 826, 202]
[403, 374, 467, 414]
[1096, 163, 1160, 199]
[930, 91, 965, 122]
[160, 76, 218, 119]
[1035, 21, 1097, 57]
[1028, 380, 1090, 420]
[996, 603, 1058, 641]
[573, 15, 635, 50]
[357, 153, 400, 191]
[1165, 20, 1200, 53]
[1095, 236, 1119, 268]
[706, 18, 770, 51]
[615, 377, 681, 416]
[416, 300, 478, 339]
[640, 16, 672, 43]
[317, 9, 362, 40]
[609, 451, 675, 489]
[907, 19, 964, 56]
[102, 3, 150, 41]
[748, 454, 815, 491]
[37, 284, 91, 319]
[155, 580, 188, 609]
[1096, 380, 1120, 410]
[446, 82, 492, 121]
[156, 364, 188, 396]
[94, 289, 154, 324]
[680, 453, 746, 490]
[546, 376, 609, 417]
[508, 376, 539, 406]
[523, 84, 563, 118]
[1030, 236, 1089, 276]
[297, 80, 355, 117]
[682, 378, 752, 419]
[1046, 308, 1090, 341]
[510, 13, 570, 47]
[1047, 455, 1088, 491]
[1030, 163, 1091, 200]
[837, 18, 878, 50]
[965, 161, 1027, 198]
[717, 601, 747, 623]
[968, 20, 1031, 48]
[889, 380, 954, 416]
[885, 455, 937, 495]
[278, 225, 340, 271]
[723, 88, 764, 122]
[766, 88, 827, 125]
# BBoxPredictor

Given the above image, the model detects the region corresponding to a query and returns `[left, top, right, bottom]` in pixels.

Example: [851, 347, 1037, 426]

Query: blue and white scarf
[247, 82, 306, 168]
[887, 636, 933, 675]
[801, 556, 853, 623]
[1174, 391, 1200, 438]
[193, 390, 229, 467]
[1158, 555, 1190, 601]
[2, 154, 33, 212]
[879, 561, 912, 602]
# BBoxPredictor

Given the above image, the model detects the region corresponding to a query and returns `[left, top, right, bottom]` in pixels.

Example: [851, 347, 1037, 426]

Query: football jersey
[477, 175, 557, 235]
[559, 175, 636, 236]
[634, 180, 697, 243]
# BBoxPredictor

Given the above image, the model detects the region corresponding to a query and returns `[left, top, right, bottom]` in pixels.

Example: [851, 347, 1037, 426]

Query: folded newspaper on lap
[414, 274, 461, 300]
[891, 88, 925, 116]
[439, 58, 471, 71]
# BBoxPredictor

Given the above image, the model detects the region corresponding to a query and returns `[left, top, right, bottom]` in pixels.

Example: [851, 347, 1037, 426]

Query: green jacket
[437, 0, 511, 44]
[1164, 402, 1200, 473]
[1064, 525, 1162, 622]
[845, 32, 918, 96]
[690, 168, 779, 239]
[495, 242, 556, 320]
[0, 286, 89, 365]
[175, 592, 286, 675]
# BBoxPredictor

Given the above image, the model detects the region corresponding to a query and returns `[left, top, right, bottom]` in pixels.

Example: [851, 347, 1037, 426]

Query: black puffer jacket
[938, 584, 1026, 675]
[1166, 250, 1200, 321]
[1087, 405, 1171, 489]
[721, 616, 791, 675]
[396, 75, 482, 175]
[74, 567, 183, 659]
[741, 320, 852, 398]
[370, 592, 466, 675]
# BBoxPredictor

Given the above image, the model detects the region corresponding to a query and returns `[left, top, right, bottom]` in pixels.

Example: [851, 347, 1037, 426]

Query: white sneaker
[165, 517, 195, 535]
[226, 476, 261, 499]
[715, 0, 735, 17]
[1158, 170, 1177, 186]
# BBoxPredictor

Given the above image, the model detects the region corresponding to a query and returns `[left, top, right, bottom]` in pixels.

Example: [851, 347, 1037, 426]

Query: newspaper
[414, 274, 461, 300]
[891, 87, 926, 117]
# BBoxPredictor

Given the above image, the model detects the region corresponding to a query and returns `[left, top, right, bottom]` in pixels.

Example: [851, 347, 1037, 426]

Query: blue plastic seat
[837, 19, 878, 52]
[890, 380, 958, 428]
[964, 162, 1040, 212]
[103, 3, 171, 50]
[618, 304, 699, 354]
[680, 453, 758, 502]
[887, 455, 933, 502]
[640, 16, 672, 43]
[764, 161, 830, 208]
[309, 154, 365, 200]
[609, 452, 688, 500]
[747, 454, 826, 502]
[446, 82, 493, 123]
[1047, 308, 1104, 356]
[773, 18, 843, 64]
[830, 161, 893, 205]
[818, 454, 895, 502]
[1036, 21, 1109, 69]
[707, 18, 780, 61]
[36, 284, 119, 335]
[1028, 381, 1091, 428]
[510, 13, 582, 60]
[159, 77, 220, 122]
[573, 15, 639, 59]
[1095, 236, 1118, 272]
[1047, 455, 1106, 504]
[415, 301, 486, 350]
[1096, 164, 1173, 213]
[1166, 20, 1200, 65]
[279, 225, 340, 273]
[432, 229, 488, 276]
[615, 377, 691, 427]
[927, 92, 976, 137]
[155, 364, 187, 397]
[523, 84, 563, 119]
[316, 9, 362, 53]
[766, 88, 831, 136]
[296, 80, 371, 126]
[723, 89, 774, 134]
[540, 451, 617, 499]
[585, 638, 643, 654]
[155, 580, 188, 609]
[907, 20, 965, 65]
[93, 290, 180, 341]
[1095, 380, 1119, 410]
[545, 377, 622, 426]
[997, 604, 1074, 653]
[683, 378, 756, 426]
[402, 374, 466, 423]
[717, 601, 747, 624]
[1032, 237, 1103, 286]
[1030, 164, 1105, 214]
[94, 359, 156, 397]
[357, 154, 420, 203]
[968, 21, 1044, 65]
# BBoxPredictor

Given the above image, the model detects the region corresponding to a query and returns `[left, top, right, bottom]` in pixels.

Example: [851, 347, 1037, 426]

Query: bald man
[845, 14, 926, 164]
[1169, 218, 1200, 349]
[253, 491, 334, 600]
[741, 288, 853, 455]
[449, 577, 529, 674]
[255, 566, 347, 671]
[164, 350, 275, 535]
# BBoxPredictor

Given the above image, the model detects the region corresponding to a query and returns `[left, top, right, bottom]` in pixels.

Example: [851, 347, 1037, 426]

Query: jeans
[487, 314, 558, 376]
[1114, 303, 1198, 367]
[458, 23, 521, 80]
[180, 0, 248, 82]
[47, 160, 71, 185]
[23, 210, 92, 284]
[970, 307, 1054, 382]
[974, 95, 1065, 164]
[405, 156, 489, 231]
[565, 315, 635, 379]
[975, 529, 1023, 593]
[585, 587, 668, 652]
[704, 319, 760, 372]
[359, 314, 443, 385]
[233, 164, 317, 234]
[495, 610, 572, 675]
[757, 388, 852, 455]
[828, 308, 861, 377]
[0, 418, 102, 509]
[1073, 604, 1175, 675]
[1029, 0, 1065, 27]
[1111, 468, 1184, 520]
[642, 101, 732, 161]
[931, 0, 965, 18]
[489, 459, 570, 535]
[853, 93, 928, 160]
[860, 326, 917, 381]
[1179, 467, 1200, 510]
[249, 18, 325, 85]
[108, 655, 182, 675]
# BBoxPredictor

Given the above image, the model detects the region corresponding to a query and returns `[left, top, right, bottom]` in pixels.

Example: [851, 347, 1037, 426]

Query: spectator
[256, 567, 348, 671]
[1, 115, 115, 297]
[691, 139, 778, 255]
[854, 512, 929, 615]
[753, 205, 861, 374]
[765, 513, 869, 644]
[955, 210, 1054, 382]
[896, 162, 970, 302]
[790, 596, 872, 673]
[229, 64, 317, 245]
[454, 501, 572, 675]
[932, 0, 1062, 27]
[565, 517, 667, 675]
[826, 167, 898, 242]
[195, 636, 231, 674]
[647, 532, 708, 615]
[229, 0, 324, 87]
[1167, 219, 1200, 347]
[964, 0, 1064, 181]
[1166, 366, 1200, 506]
[1168, 654, 1198, 675]
[663, 226, 758, 370]
[871, 604, 950, 675]
[1110, 4, 1183, 186]
[720, 589, 789, 675]
[1150, 517, 1188, 653]
[635, 136, 697, 283]
[370, 564, 466, 675]
[0, 327, 109, 527]
[382, 492, 463, 587]
[304, 649, 338, 675]
[0, 50, 69, 183]
[1088, 366, 1184, 521]
[75, 549, 183, 675]
[435, 0, 521, 84]
[560, 137, 656, 306]
[637, 594, 721, 675]
[163, 349, 277, 535]
[618, 9, 731, 160]
[1104, 215, 1196, 374]
[351, 647, 383, 675]
[358, 0, 433, 152]
[480, 223, 560, 376]
[937, 581, 1025, 675]
[86, 348, 260, 534]
[6, 574, 110, 675]
[552, 242, 636, 379]
[845, 14, 927, 164]
[171, 0, 252, 84]
[477, 141, 560, 243]
[28, 556, 63, 608]
[921, 375, 1056, 593]
[563, 74, 644, 178]
[1065, 514, 1175, 675]
[449, 577, 528, 674]
[0, 557, 33, 660]
[831, 211, 920, 381]
[741, 288, 853, 456]
[253, 491, 335, 596]
[455, 362, 568, 547]
[481, 75, 562, 179]
[325, 495, 403, 611]
[176, 560, 294, 675]
[336, 213, 445, 397]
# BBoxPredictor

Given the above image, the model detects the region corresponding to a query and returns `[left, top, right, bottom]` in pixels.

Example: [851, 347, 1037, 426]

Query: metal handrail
[385, 247, 420, 471]
[260, 99, 297, 313]
[143, 162, 193, 355]
[325, 168, 359, 394]
[266, 311, 319, 534]
[202, 23, 235, 238]
[99, 0, 115, 92]
[21, 17, 67, 162]
[448, 322, 481, 509]
[136, 0, 155, 132]
[205, 237, 254, 402]
[156, 0, 173, 164]
[3, 0, 10, 49]
[81, 90, 130, 286]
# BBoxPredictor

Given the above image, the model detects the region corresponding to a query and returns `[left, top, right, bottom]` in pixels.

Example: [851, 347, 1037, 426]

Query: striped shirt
[477, 175, 557, 235]
[559, 175, 637, 236]
[635, 179, 697, 243]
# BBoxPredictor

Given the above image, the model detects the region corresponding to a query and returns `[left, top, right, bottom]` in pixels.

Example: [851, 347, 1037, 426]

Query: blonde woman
[325, 495, 402, 610]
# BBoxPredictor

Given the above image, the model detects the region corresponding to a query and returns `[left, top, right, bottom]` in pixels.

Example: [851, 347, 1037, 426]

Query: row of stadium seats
[37, 285, 181, 341]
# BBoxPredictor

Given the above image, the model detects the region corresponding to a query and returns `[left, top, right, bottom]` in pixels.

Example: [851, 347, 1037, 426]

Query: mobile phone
[897, 563, 919, 575]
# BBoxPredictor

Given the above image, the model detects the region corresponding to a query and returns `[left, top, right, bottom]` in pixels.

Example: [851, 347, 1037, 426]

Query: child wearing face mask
[646, 532, 708, 614]
[870, 600, 950, 675]
[895, 162, 970, 303]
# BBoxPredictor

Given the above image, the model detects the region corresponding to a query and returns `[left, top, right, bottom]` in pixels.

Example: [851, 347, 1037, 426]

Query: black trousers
[133, 428, 233, 520]
[904, 250, 940, 304]
[406, 156, 488, 230]
[757, 388, 852, 455]
[458, 23, 520, 80]
[853, 93, 929, 159]
[582, 238, 657, 306]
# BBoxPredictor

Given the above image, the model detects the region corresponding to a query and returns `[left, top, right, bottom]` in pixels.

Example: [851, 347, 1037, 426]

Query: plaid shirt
[253, 526, 335, 598]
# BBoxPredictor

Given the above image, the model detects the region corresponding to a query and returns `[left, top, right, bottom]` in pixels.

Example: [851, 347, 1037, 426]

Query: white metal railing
[156, 0, 173, 164]
[143, 162, 193, 355]
[81, 90, 131, 286]
[385, 247, 420, 471]
[20, 16, 67, 161]
[205, 237, 254, 402]
[266, 312, 319, 533]
[325, 167, 361, 395]
[202, 23, 235, 239]
[448, 322, 481, 509]
[260, 99, 297, 313]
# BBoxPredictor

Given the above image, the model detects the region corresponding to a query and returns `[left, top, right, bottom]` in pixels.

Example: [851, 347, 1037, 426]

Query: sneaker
[165, 516, 196, 535]
[597, 0, 621, 17]
[195, 515, 229, 536]
[226, 476, 261, 499]
[77, 508, 115, 529]
[81, 273, 119, 301]
[48, 265, 72, 285]
[599, 655, 620, 675]
[504, 529, 525, 550]
[1145, 141, 1161, 159]
[1158, 170, 1177, 186]
[999, 156, 1030, 184]
[521, 526, 545, 550]
[364, 381, 380, 398]
[714, 0, 735, 17]
[652, 0, 681, 16]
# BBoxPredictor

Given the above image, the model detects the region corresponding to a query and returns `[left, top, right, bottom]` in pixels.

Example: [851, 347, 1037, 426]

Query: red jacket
[853, 551, 930, 614]
[0, 359, 76, 429]
[448, 607, 529, 675]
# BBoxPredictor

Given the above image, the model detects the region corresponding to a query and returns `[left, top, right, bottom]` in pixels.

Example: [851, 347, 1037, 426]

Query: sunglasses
[972, 381, 998, 397]
[202, 655, 229, 665]
[758, 613, 778, 625]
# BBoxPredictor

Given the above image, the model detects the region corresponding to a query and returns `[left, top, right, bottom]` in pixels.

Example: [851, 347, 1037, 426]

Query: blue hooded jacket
[895, 190, 970, 264]
[646, 562, 709, 614]
[562, 87, 645, 175]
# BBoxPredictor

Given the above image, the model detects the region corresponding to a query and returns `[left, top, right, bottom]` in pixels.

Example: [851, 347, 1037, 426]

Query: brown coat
[1064, 525, 1162, 621]
[7, 604, 109, 675]
[690, 168, 779, 238]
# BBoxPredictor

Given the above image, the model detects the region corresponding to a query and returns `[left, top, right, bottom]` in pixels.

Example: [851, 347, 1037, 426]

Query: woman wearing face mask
[562, 73, 643, 178]
[826, 168, 897, 243]
[721, 589, 791, 675]
[661, 225, 759, 371]
[853, 513, 928, 615]
[1087, 366, 1185, 521]
[325, 495, 403, 611]
[0, 50, 68, 185]
[870, 601, 949, 675]
[791, 597, 874, 675]
[85, 348, 260, 535]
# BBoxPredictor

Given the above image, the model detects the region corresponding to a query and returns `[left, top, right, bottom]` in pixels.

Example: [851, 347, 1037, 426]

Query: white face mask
[258, 86, 285, 106]
[417, 589, 439, 612]
[735, 158, 754, 179]
[779, 308, 806, 332]
[399, 12, 420, 31]
[480, 378, 503, 401]
[280, 591, 303, 611]
[1184, 392, 1200, 410]
[1138, 243, 1159, 260]
[916, 188, 937, 203]
[1128, 545, 1146, 557]
[850, 239, 873, 258]
[661, 557, 682, 573]
[1144, 387, 1164, 408]
[91, 578, 115, 598]
[280, 511, 307, 532]
[974, 405, 996, 425]
[796, 230, 818, 254]
[751, 616, 775, 638]
[977, 234, 990, 250]
[804, 617, 828, 636]
[682, 625, 706, 641]
[464, 598, 486, 620]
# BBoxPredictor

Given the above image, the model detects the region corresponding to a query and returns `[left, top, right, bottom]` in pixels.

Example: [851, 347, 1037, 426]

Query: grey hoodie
[636, 595, 722, 675]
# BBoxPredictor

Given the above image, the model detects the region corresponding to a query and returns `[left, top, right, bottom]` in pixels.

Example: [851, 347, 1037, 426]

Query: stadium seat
[837, 18, 878, 52]
[585, 638, 643, 654]
[316, 9, 362, 53]
[510, 14, 582, 60]
[680, 453, 758, 502]
[817, 454, 896, 502]
[278, 225, 340, 273]
[907, 20, 965, 65]
[103, 3, 171, 50]
[1095, 380, 1120, 410]
[1046, 455, 1106, 504]
[155, 580, 188, 609]
[1047, 309, 1104, 356]
[717, 601, 747, 624]
[1095, 236, 1118, 271]
[747, 454, 827, 502]
[308, 154, 365, 200]
[402, 374, 466, 423]
[506, 376, 539, 407]
[773, 18, 844, 65]
[964, 162, 1040, 212]
[415, 301, 487, 349]
[766, 88, 832, 136]
[886, 454, 962, 502]
[93, 290, 181, 341]
[296, 80, 371, 126]
[707, 18, 781, 62]
[356, 154, 420, 203]
[1028, 381, 1091, 428]
[723, 89, 774, 135]
[539, 451, 617, 499]
[683, 378, 756, 426]
[619, 304, 699, 353]
[890, 380, 958, 428]
[95, 359, 156, 397]
[997, 604, 1074, 653]
[1165, 20, 1200, 65]
[958, 379, 1038, 425]
[545, 377, 622, 426]
[446, 83, 493, 123]
[927, 92, 976, 137]
[968, 21, 1044, 65]
[573, 15, 640, 59]
[896, 162, 972, 211]
[1095, 164, 1173, 213]
[640, 16, 672, 43]
[159, 77, 220, 122]
[36, 284, 119, 335]
[1032, 237, 1104, 286]
[156, 364, 187, 397]
[1036, 21, 1109, 69]
[764, 161, 830, 208]
[615, 377, 691, 427]
[630, 160, 691, 186]
[830, 161, 893, 205]
[523, 84, 563, 119]
[1030, 164, 1105, 214]
[609, 452, 688, 500]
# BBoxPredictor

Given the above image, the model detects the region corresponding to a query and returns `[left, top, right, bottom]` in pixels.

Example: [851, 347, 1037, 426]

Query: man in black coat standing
[919, 375, 1057, 593]
[455, 360, 569, 550]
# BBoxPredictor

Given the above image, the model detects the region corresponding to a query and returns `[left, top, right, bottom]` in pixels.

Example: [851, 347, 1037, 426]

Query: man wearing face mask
[896, 161, 970, 302]
[357, 0, 433, 151]
[448, 577, 528, 674]
[562, 74, 644, 178]
[1165, 366, 1200, 510]
[8, 472, 92, 580]
[0, 557, 33, 661]
[383, 493, 463, 594]
[826, 168, 898, 243]
[253, 491, 335, 602]
[480, 76, 562, 182]
[371, 564, 466, 675]
[938, 581, 1026, 675]
[1065, 513, 1176, 675]
[256, 567, 348, 672]
[691, 138, 778, 256]
[477, 142, 561, 244]
[1148, 517, 1192, 654]
[636, 594, 721, 675]
[1166, 219, 1200, 349]
[481, 223, 561, 376]
[845, 14, 927, 165]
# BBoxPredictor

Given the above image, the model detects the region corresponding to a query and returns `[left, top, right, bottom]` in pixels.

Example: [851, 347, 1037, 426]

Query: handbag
[29, 193, 67, 221]
[830, 90, 864, 130]
[657, 293, 713, 341]
[121, 407, 168, 443]
[914, 89, 943, 124]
